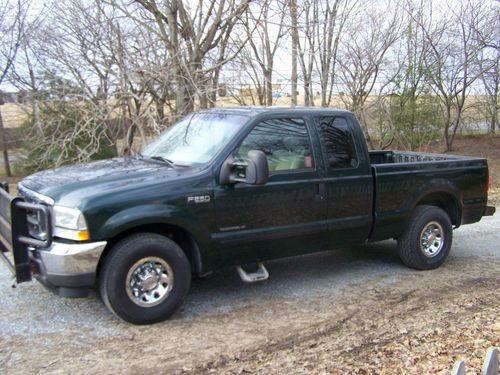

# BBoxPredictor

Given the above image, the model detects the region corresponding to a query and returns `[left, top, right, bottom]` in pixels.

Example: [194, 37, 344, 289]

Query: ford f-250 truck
[0, 107, 496, 324]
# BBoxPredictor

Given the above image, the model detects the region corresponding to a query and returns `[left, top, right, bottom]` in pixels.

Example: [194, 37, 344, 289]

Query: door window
[235, 118, 314, 172]
[318, 117, 358, 168]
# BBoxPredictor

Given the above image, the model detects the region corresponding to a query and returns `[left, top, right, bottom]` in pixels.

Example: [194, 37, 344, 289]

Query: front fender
[93, 203, 211, 249]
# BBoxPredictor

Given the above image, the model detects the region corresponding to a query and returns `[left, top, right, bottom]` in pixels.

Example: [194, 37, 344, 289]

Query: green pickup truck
[0, 107, 495, 324]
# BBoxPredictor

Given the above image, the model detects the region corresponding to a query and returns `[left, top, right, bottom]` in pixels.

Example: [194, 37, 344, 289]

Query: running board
[236, 263, 269, 283]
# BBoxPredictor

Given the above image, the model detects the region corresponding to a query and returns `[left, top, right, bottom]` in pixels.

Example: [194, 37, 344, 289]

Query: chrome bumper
[30, 240, 107, 297]
[38, 241, 107, 275]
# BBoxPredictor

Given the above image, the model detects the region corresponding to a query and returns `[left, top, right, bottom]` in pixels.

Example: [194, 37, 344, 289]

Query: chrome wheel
[420, 221, 444, 258]
[126, 257, 174, 307]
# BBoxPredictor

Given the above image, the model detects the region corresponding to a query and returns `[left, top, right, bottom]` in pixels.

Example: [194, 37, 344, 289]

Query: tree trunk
[442, 104, 452, 151]
[264, 70, 273, 106]
[0, 108, 12, 177]
[156, 100, 165, 124]
[320, 78, 328, 107]
[290, 0, 298, 106]
[358, 109, 374, 149]
[304, 80, 311, 106]
[199, 92, 208, 110]
[174, 64, 195, 117]
[489, 95, 497, 134]
[209, 68, 221, 108]
[124, 124, 137, 156]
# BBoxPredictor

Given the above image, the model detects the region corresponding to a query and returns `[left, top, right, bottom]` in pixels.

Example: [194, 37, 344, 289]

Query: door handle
[315, 182, 326, 201]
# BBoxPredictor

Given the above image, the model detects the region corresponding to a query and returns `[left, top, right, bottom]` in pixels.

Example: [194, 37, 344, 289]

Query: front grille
[26, 209, 48, 240]
[17, 185, 52, 242]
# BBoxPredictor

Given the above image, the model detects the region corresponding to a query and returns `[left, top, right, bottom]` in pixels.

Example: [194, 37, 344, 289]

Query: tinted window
[236, 118, 314, 171]
[318, 116, 357, 168]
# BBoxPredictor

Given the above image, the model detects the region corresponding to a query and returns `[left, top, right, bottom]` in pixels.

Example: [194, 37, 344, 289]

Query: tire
[99, 233, 191, 324]
[397, 205, 453, 270]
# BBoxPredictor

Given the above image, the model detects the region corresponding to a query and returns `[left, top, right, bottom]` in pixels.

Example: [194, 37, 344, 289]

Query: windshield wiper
[149, 156, 177, 168]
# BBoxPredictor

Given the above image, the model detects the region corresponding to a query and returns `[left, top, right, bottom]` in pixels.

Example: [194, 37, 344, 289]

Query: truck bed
[368, 150, 489, 242]
[369, 150, 469, 164]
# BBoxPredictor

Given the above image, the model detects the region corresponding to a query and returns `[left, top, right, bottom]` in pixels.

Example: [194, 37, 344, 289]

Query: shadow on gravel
[181, 240, 406, 318]
[0, 240, 409, 334]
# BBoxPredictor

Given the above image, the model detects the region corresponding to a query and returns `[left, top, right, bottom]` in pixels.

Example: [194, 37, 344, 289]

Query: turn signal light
[77, 230, 90, 241]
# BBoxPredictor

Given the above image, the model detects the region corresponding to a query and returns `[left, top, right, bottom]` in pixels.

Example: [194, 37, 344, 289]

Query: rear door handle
[315, 182, 326, 201]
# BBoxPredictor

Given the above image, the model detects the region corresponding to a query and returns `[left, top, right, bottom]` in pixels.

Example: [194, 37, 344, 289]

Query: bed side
[369, 152, 489, 242]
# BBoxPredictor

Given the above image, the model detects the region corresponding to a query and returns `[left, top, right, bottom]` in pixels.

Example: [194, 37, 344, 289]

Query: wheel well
[96, 223, 203, 277]
[416, 192, 461, 226]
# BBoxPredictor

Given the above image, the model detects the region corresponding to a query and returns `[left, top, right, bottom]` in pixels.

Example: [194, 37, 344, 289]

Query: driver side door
[212, 116, 328, 267]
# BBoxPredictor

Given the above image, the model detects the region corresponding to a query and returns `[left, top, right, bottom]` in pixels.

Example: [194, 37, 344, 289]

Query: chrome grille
[17, 184, 52, 241]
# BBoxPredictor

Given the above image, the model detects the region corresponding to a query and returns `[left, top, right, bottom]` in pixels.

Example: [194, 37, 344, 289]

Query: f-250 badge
[187, 195, 211, 204]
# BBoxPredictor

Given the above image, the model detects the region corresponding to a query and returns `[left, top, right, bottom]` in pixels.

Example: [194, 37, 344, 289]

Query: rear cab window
[317, 116, 359, 169]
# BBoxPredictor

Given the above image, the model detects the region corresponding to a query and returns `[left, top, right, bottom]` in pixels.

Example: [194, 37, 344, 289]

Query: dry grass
[0, 103, 28, 128]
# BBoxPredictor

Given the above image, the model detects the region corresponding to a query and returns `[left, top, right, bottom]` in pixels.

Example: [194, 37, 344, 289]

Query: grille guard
[0, 182, 52, 283]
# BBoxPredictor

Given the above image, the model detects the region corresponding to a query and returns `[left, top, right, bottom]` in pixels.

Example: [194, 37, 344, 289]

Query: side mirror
[245, 150, 269, 185]
[219, 150, 269, 185]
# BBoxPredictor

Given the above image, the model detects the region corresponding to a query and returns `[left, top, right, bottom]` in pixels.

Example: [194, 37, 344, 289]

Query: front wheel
[99, 233, 191, 324]
[397, 205, 453, 270]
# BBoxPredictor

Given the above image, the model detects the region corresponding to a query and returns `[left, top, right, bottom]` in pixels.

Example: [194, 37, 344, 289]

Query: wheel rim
[126, 257, 174, 307]
[420, 221, 445, 258]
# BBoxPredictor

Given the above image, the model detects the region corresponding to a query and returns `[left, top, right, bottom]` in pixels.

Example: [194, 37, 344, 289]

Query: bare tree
[479, 49, 500, 134]
[0, 0, 27, 84]
[228, 47, 267, 106]
[289, 0, 298, 105]
[317, 0, 358, 107]
[296, 0, 358, 107]
[419, 0, 486, 150]
[336, 2, 401, 148]
[122, 0, 251, 117]
[296, 0, 317, 106]
[0, 0, 28, 176]
[383, 0, 440, 151]
[243, 0, 287, 106]
[475, 2, 499, 133]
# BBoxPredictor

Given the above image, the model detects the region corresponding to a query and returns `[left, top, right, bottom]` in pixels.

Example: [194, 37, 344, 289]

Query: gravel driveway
[0, 213, 499, 374]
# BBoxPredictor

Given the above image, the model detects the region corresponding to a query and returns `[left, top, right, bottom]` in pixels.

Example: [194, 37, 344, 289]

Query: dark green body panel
[18, 107, 492, 275]
[370, 159, 488, 241]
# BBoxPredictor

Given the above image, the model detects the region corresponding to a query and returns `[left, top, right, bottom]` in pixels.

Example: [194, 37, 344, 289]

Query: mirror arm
[230, 177, 246, 183]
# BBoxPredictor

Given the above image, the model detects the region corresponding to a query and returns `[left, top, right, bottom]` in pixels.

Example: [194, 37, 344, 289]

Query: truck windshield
[142, 113, 248, 165]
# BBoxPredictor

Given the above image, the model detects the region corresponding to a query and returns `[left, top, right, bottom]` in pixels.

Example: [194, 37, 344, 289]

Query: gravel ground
[0, 212, 498, 374]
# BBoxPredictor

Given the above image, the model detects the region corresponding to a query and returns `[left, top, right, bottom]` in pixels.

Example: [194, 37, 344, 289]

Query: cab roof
[197, 106, 354, 117]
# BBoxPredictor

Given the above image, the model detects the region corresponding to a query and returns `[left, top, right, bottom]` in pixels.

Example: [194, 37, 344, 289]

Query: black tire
[99, 233, 191, 324]
[397, 205, 453, 270]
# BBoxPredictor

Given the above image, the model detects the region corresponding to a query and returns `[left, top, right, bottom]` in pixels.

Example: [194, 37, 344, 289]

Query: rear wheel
[99, 233, 191, 324]
[397, 205, 453, 270]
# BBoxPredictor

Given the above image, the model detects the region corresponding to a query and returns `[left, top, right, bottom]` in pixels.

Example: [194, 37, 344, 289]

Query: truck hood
[19, 157, 196, 203]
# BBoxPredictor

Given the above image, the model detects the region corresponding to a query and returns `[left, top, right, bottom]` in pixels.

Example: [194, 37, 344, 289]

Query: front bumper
[0, 182, 108, 297]
[30, 241, 107, 297]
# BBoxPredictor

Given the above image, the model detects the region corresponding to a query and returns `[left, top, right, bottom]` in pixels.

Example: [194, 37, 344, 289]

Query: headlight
[53, 205, 89, 241]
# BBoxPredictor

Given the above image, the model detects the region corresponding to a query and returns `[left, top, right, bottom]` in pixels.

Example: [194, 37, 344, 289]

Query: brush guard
[0, 182, 52, 283]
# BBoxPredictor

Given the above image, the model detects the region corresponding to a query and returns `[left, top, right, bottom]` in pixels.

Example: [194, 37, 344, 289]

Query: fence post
[451, 360, 465, 375]
[482, 347, 499, 375]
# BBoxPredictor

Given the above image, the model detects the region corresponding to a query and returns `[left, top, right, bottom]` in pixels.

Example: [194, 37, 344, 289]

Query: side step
[236, 263, 269, 283]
